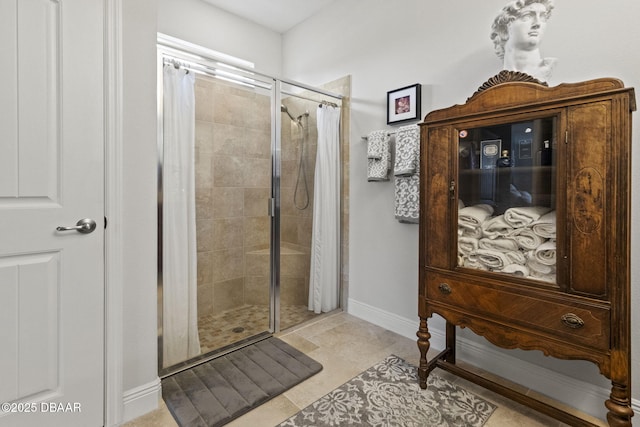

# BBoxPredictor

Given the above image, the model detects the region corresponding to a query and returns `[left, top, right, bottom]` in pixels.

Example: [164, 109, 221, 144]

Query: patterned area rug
[277, 355, 496, 427]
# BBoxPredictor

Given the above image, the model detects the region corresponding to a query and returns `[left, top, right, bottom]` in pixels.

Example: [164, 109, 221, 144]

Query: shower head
[281, 104, 297, 122]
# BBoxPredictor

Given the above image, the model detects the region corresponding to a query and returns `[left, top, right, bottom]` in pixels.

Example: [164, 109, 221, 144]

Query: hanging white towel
[367, 130, 391, 181]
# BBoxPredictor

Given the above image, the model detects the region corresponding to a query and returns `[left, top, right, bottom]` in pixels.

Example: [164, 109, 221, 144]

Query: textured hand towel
[459, 204, 494, 230]
[393, 124, 420, 176]
[503, 206, 552, 228]
[481, 215, 514, 239]
[367, 131, 391, 181]
[531, 211, 556, 239]
[534, 240, 556, 266]
[367, 130, 387, 159]
[477, 248, 511, 270]
[394, 125, 420, 223]
[478, 237, 519, 252]
[394, 173, 420, 223]
[510, 227, 546, 250]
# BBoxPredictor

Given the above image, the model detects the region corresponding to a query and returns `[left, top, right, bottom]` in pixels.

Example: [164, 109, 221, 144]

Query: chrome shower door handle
[56, 218, 97, 234]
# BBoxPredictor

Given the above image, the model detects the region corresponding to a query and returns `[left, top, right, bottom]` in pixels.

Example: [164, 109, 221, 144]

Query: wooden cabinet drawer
[425, 274, 610, 351]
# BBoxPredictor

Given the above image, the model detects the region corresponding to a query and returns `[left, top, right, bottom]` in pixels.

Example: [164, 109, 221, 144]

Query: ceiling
[201, 0, 337, 33]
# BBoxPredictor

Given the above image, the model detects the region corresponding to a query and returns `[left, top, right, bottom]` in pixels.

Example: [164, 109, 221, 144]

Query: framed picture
[387, 83, 421, 124]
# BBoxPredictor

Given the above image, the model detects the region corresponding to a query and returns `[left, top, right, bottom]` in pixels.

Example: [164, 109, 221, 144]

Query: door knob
[56, 218, 97, 234]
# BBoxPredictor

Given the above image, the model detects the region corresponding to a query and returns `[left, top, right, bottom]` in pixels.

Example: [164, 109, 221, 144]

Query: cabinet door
[422, 125, 453, 269]
[566, 100, 612, 298]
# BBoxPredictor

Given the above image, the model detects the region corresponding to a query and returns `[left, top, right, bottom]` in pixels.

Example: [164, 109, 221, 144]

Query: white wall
[157, 0, 282, 75]
[120, 0, 161, 421]
[283, 0, 640, 421]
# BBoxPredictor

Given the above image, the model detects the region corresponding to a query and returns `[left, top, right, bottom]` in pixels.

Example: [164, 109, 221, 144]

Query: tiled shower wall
[194, 75, 272, 318]
[192, 73, 351, 324]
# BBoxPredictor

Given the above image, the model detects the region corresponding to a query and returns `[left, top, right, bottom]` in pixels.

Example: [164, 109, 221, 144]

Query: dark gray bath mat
[162, 337, 322, 427]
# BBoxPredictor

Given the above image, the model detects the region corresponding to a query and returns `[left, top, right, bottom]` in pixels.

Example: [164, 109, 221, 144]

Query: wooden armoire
[417, 72, 635, 426]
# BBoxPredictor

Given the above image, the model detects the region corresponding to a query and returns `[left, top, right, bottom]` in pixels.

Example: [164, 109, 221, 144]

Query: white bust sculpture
[491, 0, 556, 82]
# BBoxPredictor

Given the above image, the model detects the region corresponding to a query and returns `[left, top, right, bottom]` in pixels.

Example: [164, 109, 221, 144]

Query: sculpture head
[491, 0, 554, 59]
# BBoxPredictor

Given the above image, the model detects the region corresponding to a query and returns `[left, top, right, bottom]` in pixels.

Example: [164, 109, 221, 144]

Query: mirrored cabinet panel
[457, 118, 557, 284]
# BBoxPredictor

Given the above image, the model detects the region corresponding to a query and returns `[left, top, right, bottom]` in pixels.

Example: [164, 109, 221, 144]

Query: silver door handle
[56, 218, 97, 234]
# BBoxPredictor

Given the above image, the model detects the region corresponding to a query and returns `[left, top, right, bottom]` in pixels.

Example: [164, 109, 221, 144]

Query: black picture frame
[387, 83, 421, 125]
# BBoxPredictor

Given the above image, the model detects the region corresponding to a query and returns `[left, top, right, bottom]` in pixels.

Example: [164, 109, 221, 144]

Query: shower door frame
[156, 34, 343, 376]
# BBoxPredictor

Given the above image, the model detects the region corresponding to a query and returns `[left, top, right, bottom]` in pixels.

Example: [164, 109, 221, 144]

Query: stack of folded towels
[457, 203, 556, 282]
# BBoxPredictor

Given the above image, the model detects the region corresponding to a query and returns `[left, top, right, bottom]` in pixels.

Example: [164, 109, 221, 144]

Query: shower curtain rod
[281, 90, 341, 109]
[158, 36, 343, 102]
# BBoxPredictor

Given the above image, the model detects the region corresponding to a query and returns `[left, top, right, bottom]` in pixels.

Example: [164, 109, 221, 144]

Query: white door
[0, 0, 104, 426]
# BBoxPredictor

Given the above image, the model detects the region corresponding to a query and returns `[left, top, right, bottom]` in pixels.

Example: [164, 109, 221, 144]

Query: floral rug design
[278, 355, 496, 427]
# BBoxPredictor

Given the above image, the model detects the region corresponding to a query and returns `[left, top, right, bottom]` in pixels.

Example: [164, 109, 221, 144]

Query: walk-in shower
[157, 34, 346, 376]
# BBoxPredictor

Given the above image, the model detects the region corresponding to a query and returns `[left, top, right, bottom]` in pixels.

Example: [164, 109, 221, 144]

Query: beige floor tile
[225, 395, 300, 427]
[123, 312, 604, 427]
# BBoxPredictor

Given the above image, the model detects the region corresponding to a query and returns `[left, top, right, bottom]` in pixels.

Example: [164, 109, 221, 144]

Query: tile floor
[125, 312, 605, 427]
[198, 304, 318, 353]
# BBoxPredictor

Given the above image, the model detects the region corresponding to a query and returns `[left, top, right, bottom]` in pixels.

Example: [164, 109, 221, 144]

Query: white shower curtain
[162, 64, 201, 366]
[309, 105, 341, 313]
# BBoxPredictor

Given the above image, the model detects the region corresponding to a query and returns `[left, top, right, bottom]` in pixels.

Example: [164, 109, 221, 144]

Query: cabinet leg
[417, 317, 431, 389]
[605, 382, 634, 426]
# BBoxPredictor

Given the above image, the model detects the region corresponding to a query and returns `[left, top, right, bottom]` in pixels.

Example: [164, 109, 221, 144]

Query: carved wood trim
[469, 70, 548, 101]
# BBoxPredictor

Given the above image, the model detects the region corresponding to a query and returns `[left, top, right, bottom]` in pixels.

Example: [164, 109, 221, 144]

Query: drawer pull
[561, 313, 584, 329]
[438, 283, 452, 295]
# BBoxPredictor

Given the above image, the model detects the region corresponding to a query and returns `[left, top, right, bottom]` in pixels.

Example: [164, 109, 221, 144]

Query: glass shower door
[193, 73, 274, 355]
[159, 58, 276, 373]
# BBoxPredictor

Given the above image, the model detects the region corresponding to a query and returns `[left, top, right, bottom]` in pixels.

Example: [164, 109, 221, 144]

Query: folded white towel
[510, 227, 546, 250]
[479, 237, 519, 252]
[481, 215, 514, 239]
[458, 199, 465, 209]
[534, 240, 556, 266]
[477, 248, 511, 270]
[367, 131, 391, 181]
[527, 259, 556, 283]
[462, 256, 489, 271]
[500, 264, 530, 277]
[459, 236, 479, 256]
[527, 258, 556, 276]
[505, 250, 526, 265]
[458, 225, 483, 239]
[531, 211, 556, 239]
[459, 204, 494, 229]
[367, 130, 387, 159]
[503, 206, 552, 228]
[393, 124, 420, 176]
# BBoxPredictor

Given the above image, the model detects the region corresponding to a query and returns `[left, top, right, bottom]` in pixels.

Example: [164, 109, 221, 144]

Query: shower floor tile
[198, 304, 318, 353]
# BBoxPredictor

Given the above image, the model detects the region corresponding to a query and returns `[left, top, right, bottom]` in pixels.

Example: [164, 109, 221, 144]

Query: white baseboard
[347, 298, 639, 421]
[122, 377, 162, 424]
